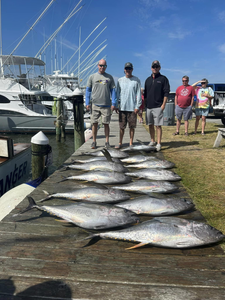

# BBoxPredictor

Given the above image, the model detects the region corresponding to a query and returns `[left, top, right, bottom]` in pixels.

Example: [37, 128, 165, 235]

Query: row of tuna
[14, 144, 224, 249]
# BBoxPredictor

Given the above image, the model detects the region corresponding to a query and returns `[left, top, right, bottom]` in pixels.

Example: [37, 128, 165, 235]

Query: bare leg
[119, 128, 125, 145]
[130, 128, 135, 145]
[184, 120, 189, 133]
[194, 116, 200, 133]
[201, 116, 206, 133]
[176, 119, 181, 133]
[104, 124, 110, 143]
[156, 126, 162, 144]
[92, 123, 98, 142]
[149, 124, 155, 142]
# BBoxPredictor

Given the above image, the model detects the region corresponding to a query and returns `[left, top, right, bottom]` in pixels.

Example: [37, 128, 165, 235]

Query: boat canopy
[0, 55, 45, 66]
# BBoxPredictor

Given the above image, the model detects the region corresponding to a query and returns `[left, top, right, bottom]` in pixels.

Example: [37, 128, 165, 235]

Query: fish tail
[13, 196, 36, 217]
[37, 191, 52, 203]
[76, 233, 99, 242]
[58, 176, 68, 183]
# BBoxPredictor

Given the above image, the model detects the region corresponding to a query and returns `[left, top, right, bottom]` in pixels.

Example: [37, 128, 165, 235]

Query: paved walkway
[0, 112, 224, 299]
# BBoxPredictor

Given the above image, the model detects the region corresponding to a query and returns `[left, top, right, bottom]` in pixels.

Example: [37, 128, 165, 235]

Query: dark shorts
[175, 105, 192, 121]
[119, 111, 137, 129]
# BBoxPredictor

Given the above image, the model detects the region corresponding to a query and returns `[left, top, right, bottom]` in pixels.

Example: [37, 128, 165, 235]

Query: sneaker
[105, 142, 110, 148]
[91, 142, 97, 149]
[149, 141, 157, 146]
[156, 144, 161, 152]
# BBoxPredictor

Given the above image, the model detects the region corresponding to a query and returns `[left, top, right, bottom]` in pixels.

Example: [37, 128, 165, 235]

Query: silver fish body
[120, 155, 157, 164]
[73, 157, 121, 163]
[126, 160, 175, 169]
[65, 161, 128, 173]
[90, 217, 225, 248]
[62, 171, 132, 184]
[40, 187, 130, 203]
[83, 148, 129, 158]
[112, 180, 178, 194]
[116, 196, 194, 215]
[19, 197, 140, 230]
[125, 169, 181, 181]
[121, 145, 156, 152]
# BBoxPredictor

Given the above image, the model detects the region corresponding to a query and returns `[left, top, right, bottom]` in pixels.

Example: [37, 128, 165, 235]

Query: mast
[78, 27, 81, 85]
[0, 0, 2, 76]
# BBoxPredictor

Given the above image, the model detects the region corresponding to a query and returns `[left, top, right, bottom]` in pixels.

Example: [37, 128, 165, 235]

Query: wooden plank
[0, 257, 224, 287]
[0, 275, 225, 300]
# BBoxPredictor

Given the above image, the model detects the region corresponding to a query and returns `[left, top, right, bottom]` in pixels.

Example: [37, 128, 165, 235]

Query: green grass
[143, 116, 225, 250]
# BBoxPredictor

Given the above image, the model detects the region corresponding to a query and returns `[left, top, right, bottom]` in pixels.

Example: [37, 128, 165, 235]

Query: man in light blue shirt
[85, 59, 116, 149]
[115, 62, 142, 148]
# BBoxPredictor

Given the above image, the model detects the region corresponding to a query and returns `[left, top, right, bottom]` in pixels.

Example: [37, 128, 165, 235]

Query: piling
[55, 97, 62, 142]
[31, 131, 50, 181]
[71, 89, 85, 151]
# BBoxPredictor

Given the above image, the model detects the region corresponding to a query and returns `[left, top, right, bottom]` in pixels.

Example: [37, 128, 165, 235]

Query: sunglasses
[182, 80, 188, 82]
[152, 65, 160, 69]
[201, 82, 206, 84]
[125, 67, 132, 70]
[99, 65, 107, 67]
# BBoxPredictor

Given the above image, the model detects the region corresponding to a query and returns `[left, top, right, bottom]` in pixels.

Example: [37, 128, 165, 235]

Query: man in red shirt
[173, 76, 195, 136]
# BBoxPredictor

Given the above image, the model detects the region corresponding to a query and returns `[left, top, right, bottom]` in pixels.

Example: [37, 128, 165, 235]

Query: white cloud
[168, 30, 191, 40]
[134, 53, 144, 57]
[218, 43, 225, 54]
[164, 68, 190, 74]
[218, 11, 225, 23]
[139, 0, 177, 11]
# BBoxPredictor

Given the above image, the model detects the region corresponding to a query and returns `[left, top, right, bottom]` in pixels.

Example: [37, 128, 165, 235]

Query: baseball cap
[151, 60, 161, 67]
[124, 62, 133, 69]
[201, 78, 208, 84]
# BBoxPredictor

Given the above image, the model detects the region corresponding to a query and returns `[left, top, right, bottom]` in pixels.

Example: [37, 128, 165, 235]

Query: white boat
[0, 55, 90, 133]
[0, 136, 31, 197]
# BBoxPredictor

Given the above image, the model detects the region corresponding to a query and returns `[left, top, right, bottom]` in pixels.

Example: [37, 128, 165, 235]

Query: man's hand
[161, 104, 166, 111]
[134, 108, 139, 114]
[86, 105, 90, 111]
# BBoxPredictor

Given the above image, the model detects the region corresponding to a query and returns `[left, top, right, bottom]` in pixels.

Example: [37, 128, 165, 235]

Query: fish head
[108, 189, 130, 200]
[115, 208, 140, 226]
[176, 198, 195, 211]
[193, 222, 225, 245]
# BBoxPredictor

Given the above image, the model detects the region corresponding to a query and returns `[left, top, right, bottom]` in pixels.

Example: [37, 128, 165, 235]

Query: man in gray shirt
[85, 59, 117, 149]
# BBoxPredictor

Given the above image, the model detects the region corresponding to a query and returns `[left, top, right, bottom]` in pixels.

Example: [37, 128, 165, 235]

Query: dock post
[55, 97, 62, 142]
[31, 131, 50, 181]
[71, 89, 85, 151]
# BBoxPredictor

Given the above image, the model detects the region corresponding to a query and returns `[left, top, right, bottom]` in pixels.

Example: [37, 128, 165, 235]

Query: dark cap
[201, 78, 208, 84]
[151, 60, 161, 67]
[124, 62, 133, 69]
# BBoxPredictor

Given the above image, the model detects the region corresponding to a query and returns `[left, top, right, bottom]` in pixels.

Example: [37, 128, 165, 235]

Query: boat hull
[0, 143, 31, 196]
[0, 115, 90, 134]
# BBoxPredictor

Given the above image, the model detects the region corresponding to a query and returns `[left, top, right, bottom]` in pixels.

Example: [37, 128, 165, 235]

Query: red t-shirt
[176, 85, 195, 108]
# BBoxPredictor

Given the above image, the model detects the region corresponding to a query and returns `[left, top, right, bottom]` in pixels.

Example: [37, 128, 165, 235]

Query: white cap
[31, 131, 49, 145]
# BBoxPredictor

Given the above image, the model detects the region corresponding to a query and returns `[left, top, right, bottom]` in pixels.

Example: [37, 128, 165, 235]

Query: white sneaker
[156, 144, 161, 151]
[149, 141, 157, 146]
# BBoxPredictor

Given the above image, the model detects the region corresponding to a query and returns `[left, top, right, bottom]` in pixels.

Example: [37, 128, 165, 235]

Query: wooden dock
[0, 113, 224, 299]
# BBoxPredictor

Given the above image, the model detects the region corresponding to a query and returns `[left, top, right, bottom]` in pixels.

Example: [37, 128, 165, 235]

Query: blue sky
[1, 0, 225, 91]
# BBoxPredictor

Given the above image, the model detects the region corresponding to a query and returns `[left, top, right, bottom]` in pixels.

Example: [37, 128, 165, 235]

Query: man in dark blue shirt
[144, 60, 170, 151]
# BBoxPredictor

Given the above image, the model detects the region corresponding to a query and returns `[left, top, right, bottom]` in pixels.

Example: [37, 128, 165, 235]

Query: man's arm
[190, 96, 194, 107]
[192, 80, 202, 87]
[162, 77, 170, 110]
[174, 94, 178, 106]
[111, 88, 117, 111]
[85, 86, 92, 110]
[135, 79, 142, 112]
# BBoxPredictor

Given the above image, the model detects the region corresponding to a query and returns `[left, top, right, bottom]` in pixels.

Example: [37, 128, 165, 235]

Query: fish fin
[13, 196, 36, 217]
[42, 190, 49, 196]
[101, 148, 113, 162]
[54, 219, 71, 223]
[125, 242, 147, 250]
[136, 139, 144, 145]
[140, 151, 145, 155]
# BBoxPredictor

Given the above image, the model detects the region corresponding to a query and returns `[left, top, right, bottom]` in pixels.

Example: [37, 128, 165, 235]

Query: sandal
[192, 132, 196, 135]
[173, 132, 179, 136]
[115, 144, 122, 149]
[201, 132, 205, 135]
[184, 132, 188, 136]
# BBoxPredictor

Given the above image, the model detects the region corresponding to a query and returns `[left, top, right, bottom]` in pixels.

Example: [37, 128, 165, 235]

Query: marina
[0, 113, 224, 299]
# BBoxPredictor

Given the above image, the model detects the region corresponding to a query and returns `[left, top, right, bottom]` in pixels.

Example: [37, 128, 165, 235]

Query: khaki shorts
[146, 107, 163, 126]
[119, 111, 137, 129]
[91, 104, 112, 125]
